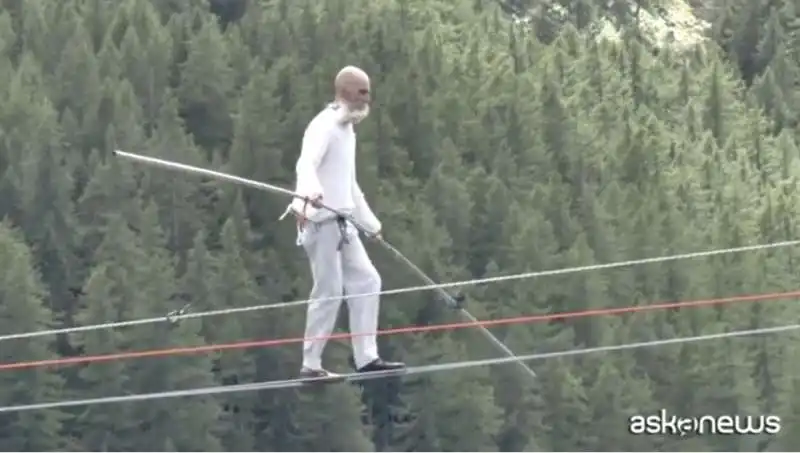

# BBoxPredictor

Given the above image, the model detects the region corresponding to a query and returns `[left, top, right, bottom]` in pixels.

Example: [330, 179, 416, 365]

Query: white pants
[298, 219, 381, 370]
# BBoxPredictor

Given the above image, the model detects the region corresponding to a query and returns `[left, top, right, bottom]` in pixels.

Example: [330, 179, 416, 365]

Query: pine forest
[0, 0, 800, 450]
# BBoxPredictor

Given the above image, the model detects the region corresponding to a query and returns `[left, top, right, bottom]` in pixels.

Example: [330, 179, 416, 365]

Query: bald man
[284, 66, 405, 380]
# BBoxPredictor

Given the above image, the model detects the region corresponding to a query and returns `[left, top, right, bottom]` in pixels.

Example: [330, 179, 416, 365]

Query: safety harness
[279, 198, 350, 250]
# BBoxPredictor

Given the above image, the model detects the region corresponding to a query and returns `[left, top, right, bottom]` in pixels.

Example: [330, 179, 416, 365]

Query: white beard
[345, 104, 370, 124]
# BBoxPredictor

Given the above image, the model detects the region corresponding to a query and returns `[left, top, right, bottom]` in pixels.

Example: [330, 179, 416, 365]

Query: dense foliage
[0, 0, 799, 450]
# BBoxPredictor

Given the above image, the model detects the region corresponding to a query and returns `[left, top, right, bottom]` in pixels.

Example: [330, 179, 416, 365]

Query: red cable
[2, 289, 799, 371]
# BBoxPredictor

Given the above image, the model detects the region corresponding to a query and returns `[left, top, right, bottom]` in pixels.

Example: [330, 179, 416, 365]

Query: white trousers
[298, 219, 381, 370]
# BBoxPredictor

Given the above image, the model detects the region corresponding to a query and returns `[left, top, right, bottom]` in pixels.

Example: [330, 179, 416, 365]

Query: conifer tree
[0, 0, 798, 450]
[0, 221, 66, 451]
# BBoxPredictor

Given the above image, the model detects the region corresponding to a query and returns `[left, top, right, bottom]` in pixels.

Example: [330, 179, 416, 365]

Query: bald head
[334, 66, 371, 124]
[335, 66, 370, 91]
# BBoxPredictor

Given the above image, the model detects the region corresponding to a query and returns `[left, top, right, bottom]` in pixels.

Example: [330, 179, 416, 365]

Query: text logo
[628, 410, 781, 436]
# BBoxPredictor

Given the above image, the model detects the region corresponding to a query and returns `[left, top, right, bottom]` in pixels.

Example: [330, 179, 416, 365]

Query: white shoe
[298, 367, 344, 382]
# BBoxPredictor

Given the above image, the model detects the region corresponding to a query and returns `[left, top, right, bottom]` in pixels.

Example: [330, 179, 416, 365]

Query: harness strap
[336, 216, 350, 250]
[289, 199, 311, 246]
[284, 201, 351, 250]
[297, 199, 309, 229]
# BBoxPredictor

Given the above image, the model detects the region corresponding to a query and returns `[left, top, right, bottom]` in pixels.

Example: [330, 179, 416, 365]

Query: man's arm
[352, 175, 382, 236]
[291, 120, 330, 216]
[296, 121, 329, 198]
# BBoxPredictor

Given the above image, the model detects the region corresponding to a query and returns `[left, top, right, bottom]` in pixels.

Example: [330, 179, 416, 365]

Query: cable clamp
[447, 292, 466, 309]
[166, 303, 192, 325]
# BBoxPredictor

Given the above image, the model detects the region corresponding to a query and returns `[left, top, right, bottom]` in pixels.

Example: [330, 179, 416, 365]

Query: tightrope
[1, 239, 798, 343]
[1, 289, 797, 371]
[2, 321, 798, 413]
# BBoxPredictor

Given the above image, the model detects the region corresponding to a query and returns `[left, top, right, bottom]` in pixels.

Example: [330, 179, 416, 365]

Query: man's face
[342, 79, 371, 123]
[345, 79, 370, 109]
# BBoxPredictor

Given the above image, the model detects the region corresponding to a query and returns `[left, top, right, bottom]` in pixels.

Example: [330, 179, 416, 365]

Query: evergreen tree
[70, 264, 132, 451]
[0, 222, 66, 451]
[0, 0, 798, 450]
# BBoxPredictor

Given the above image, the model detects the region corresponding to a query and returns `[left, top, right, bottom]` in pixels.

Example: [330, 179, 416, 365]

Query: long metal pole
[113, 149, 538, 381]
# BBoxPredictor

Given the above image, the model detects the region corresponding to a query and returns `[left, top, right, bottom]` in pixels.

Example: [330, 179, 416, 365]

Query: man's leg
[341, 229, 405, 372]
[300, 223, 345, 376]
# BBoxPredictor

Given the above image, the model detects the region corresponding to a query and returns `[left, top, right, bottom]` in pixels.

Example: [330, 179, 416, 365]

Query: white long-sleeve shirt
[288, 104, 382, 234]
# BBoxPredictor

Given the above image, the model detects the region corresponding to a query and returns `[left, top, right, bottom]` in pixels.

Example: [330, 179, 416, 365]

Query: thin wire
[2, 239, 798, 343]
[2, 321, 797, 413]
[1, 289, 797, 372]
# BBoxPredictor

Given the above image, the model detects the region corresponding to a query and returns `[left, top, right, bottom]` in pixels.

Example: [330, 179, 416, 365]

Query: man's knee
[365, 266, 381, 292]
[312, 275, 344, 298]
[308, 250, 343, 291]
[310, 266, 344, 299]
[348, 265, 381, 293]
